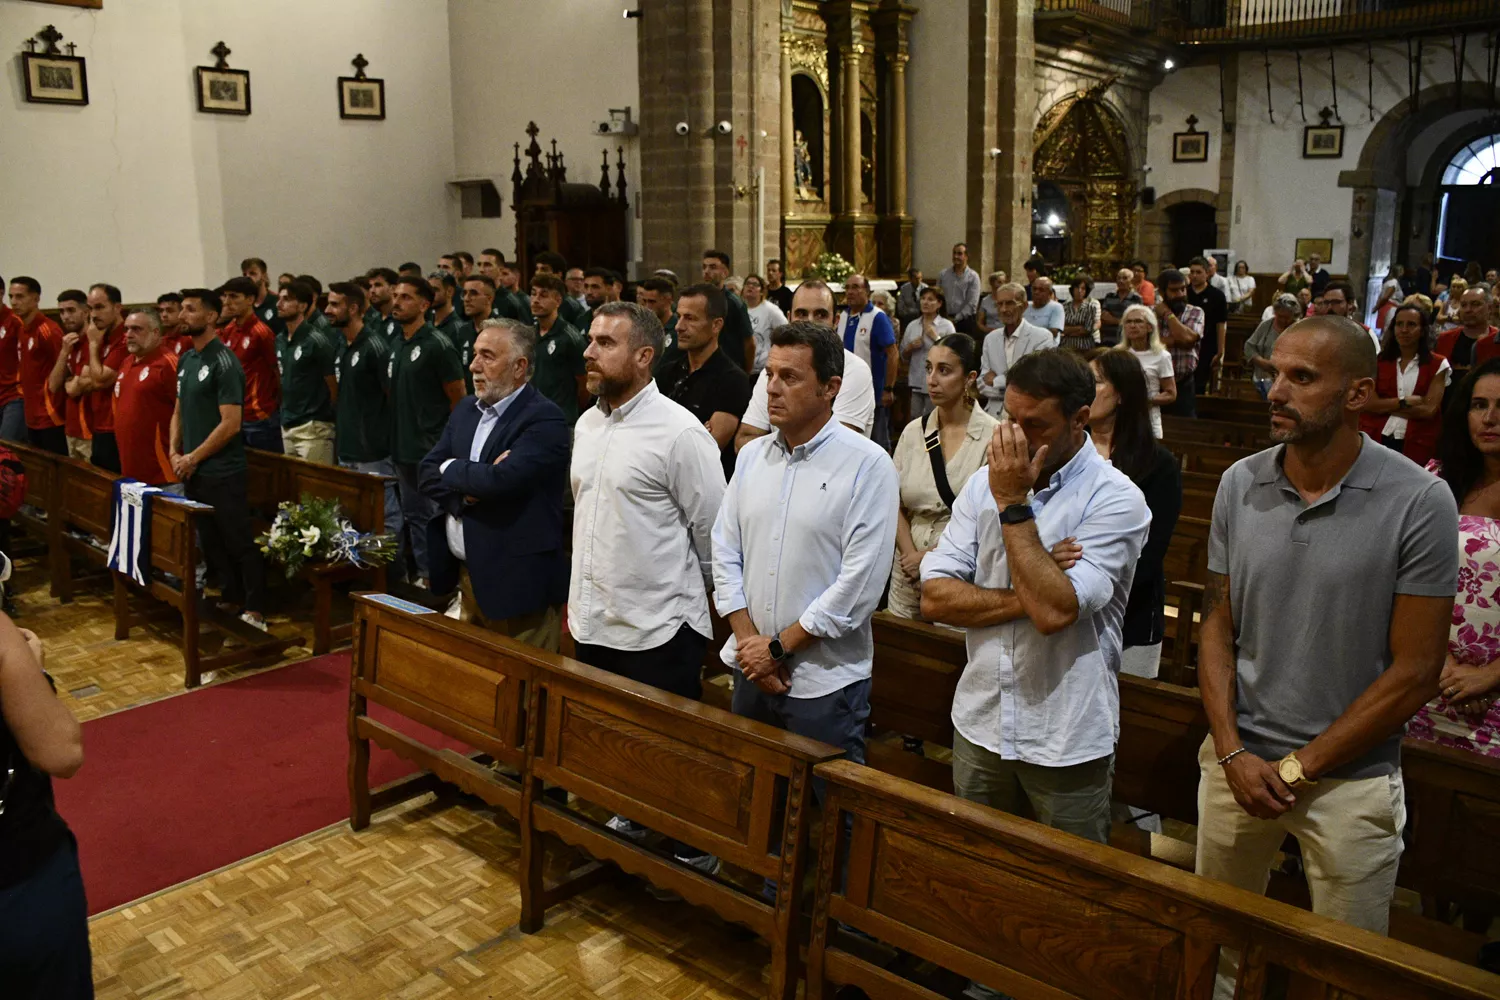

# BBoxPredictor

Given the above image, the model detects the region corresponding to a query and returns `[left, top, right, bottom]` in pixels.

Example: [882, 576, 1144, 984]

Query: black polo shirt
[1187, 283, 1228, 364]
[657, 344, 751, 479]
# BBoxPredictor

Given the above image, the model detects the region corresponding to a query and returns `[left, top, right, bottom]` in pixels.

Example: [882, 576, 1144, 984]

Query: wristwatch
[999, 503, 1035, 525]
[767, 635, 788, 662]
[1277, 753, 1318, 787]
[1398, 397, 1410, 410]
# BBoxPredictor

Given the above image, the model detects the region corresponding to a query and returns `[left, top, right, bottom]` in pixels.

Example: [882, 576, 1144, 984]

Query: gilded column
[781, 36, 795, 215]
[841, 38, 863, 219]
[890, 51, 908, 217]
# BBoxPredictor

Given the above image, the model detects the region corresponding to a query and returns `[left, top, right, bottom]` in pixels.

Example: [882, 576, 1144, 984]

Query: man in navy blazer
[420, 319, 570, 650]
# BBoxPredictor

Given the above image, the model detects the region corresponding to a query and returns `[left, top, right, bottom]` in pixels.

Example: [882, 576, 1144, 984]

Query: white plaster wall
[0, 0, 456, 303]
[447, 0, 641, 270]
[905, 0, 968, 274]
[1146, 64, 1221, 196]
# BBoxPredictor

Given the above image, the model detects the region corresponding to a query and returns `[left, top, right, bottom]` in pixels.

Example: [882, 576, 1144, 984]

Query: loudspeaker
[1140, 186, 1156, 208]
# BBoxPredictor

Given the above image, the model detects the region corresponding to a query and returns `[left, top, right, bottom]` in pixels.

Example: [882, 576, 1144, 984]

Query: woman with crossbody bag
[888, 334, 998, 619]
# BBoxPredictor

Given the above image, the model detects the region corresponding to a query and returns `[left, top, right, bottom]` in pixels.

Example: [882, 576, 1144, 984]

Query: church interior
[4, 0, 1500, 998]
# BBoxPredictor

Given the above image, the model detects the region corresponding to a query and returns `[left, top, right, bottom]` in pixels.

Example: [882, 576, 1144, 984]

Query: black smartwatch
[768, 635, 788, 661]
[999, 503, 1035, 525]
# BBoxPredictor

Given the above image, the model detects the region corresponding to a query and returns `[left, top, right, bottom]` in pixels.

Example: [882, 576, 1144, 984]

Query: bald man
[1195, 315, 1457, 994]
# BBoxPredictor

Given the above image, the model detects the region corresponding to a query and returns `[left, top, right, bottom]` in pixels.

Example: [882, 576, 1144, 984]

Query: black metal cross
[210, 41, 231, 69]
[36, 24, 63, 56]
[65, 43, 76, 56]
[351, 53, 369, 80]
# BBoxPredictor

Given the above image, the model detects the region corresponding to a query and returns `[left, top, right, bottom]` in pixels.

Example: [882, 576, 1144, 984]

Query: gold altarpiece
[1033, 95, 1137, 276]
[780, 0, 914, 278]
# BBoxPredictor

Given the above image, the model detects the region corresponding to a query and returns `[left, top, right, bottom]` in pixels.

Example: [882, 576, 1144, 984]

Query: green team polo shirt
[334, 323, 392, 463]
[653, 312, 681, 375]
[559, 295, 589, 329]
[388, 322, 465, 464]
[451, 319, 479, 393]
[177, 336, 247, 478]
[533, 318, 586, 423]
[276, 321, 338, 428]
[433, 309, 462, 353]
[491, 290, 527, 321]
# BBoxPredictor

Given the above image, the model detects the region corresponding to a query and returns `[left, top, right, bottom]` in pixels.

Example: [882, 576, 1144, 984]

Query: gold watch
[1277, 753, 1318, 787]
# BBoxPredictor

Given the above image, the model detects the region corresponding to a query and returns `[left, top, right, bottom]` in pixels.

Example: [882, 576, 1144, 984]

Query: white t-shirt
[746, 300, 788, 374]
[1382, 356, 1451, 440]
[901, 316, 956, 389]
[1132, 348, 1176, 439]
[741, 349, 876, 435]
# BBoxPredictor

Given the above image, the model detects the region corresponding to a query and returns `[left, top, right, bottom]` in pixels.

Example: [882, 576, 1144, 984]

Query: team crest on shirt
[350, 351, 360, 366]
[386, 321, 396, 336]
[294, 345, 303, 361]
[27, 338, 33, 351]
[198, 366, 209, 382]
[139, 367, 149, 381]
[547, 340, 557, 355]
[410, 346, 421, 362]
[242, 337, 251, 351]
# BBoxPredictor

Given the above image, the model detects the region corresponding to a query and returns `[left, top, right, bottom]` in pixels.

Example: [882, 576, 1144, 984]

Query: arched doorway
[1167, 201, 1218, 270]
[1434, 131, 1500, 268]
[1033, 96, 1136, 275]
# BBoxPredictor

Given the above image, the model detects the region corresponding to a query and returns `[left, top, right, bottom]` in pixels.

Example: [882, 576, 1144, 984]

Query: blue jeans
[393, 461, 436, 580]
[0, 399, 25, 443]
[241, 415, 283, 453]
[339, 458, 402, 543]
[0, 843, 93, 998]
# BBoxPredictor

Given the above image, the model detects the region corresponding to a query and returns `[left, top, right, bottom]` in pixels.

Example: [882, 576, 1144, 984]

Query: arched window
[1441, 133, 1500, 185]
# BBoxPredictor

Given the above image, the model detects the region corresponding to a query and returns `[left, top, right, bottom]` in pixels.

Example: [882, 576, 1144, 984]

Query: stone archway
[1139, 187, 1228, 275]
[1340, 80, 1500, 300]
[1033, 95, 1136, 274]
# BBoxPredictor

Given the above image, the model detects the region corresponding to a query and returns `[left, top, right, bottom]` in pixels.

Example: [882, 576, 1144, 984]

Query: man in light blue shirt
[713, 320, 899, 770]
[1022, 276, 1065, 345]
[921, 348, 1150, 846]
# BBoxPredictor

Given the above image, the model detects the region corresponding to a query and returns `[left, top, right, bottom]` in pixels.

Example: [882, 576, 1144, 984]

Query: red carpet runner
[53, 653, 472, 915]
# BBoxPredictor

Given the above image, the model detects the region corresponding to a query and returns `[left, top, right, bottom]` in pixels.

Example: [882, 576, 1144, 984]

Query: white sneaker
[240, 612, 269, 633]
[444, 591, 462, 619]
[605, 815, 650, 844]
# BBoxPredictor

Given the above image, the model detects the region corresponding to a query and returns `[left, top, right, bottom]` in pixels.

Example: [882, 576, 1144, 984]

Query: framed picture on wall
[21, 51, 88, 106]
[338, 75, 385, 120]
[1173, 131, 1209, 163]
[195, 66, 251, 115]
[1294, 238, 1334, 263]
[1303, 125, 1344, 159]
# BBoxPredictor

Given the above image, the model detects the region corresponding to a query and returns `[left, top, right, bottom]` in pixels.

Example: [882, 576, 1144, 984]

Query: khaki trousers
[281, 420, 335, 465]
[1194, 735, 1405, 998]
[458, 566, 561, 652]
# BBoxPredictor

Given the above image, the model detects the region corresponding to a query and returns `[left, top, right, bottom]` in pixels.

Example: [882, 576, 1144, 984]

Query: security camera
[715, 120, 733, 136]
[1142, 164, 1153, 173]
[597, 121, 612, 134]
[988, 147, 1003, 158]
[674, 121, 690, 136]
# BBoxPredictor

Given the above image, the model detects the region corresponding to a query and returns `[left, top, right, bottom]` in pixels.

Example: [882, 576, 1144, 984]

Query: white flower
[300, 526, 321, 547]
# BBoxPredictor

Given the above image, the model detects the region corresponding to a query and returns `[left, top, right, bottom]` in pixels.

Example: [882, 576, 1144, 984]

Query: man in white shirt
[978, 283, 1053, 418]
[938, 243, 982, 334]
[734, 280, 875, 453]
[1022, 277, 1065, 343]
[714, 320, 898, 772]
[922, 348, 1150, 846]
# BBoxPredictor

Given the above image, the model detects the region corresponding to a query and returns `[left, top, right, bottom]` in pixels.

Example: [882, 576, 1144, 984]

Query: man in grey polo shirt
[1196, 316, 1456, 995]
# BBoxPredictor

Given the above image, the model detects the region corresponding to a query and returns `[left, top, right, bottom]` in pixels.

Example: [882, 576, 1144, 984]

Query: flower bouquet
[805, 251, 855, 284]
[257, 493, 396, 579]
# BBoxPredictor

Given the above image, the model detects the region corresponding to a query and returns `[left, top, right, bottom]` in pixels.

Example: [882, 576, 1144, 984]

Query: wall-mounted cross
[351, 53, 369, 80]
[210, 41, 231, 70]
[36, 24, 63, 55]
[735, 134, 747, 155]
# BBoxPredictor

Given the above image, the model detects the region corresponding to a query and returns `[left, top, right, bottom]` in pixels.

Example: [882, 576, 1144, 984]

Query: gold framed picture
[22, 52, 87, 105]
[1294, 238, 1334, 263]
[195, 66, 251, 116]
[1172, 131, 1209, 163]
[339, 76, 385, 120]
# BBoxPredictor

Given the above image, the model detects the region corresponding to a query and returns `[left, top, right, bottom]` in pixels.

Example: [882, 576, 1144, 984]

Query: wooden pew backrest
[809, 758, 1500, 1000]
[248, 449, 389, 536]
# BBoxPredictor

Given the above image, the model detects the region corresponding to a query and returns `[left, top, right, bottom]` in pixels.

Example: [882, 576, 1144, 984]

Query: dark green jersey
[720, 289, 752, 371]
[652, 312, 681, 375]
[451, 319, 479, 393]
[532, 318, 586, 424]
[176, 336, 247, 478]
[276, 321, 338, 428]
[559, 295, 589, 330]
[491, 290, 527, 321]
[388, 322, 466, 464]
[433, 309, 462, 352]
[334, 324, 392, 463]
[364, 307, 399, 342]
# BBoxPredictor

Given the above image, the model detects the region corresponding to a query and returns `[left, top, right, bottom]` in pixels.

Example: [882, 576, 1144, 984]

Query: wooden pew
[1197, 394, 1270, 427]
[9, 441, 65, 597]
[806, 758, 1500, 1000]
[350, 593, 842, 1000]
[1170, 439, 1258, 476]
[348, 593, 531, 828]
[523, 652, 842, 1000]
[246, 449, 392, 654]
[1163, 414, 1272, 451]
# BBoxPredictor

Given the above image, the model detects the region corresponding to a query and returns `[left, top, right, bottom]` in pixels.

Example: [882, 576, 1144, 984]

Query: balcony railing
[1036, 0, 1500, 45]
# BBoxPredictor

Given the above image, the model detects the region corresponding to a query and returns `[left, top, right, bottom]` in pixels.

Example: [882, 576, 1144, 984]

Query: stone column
[781, 36, 795, 216]
[685, 0, 716, 269]
[969, 0, 1033, 275]
[890, 51, 908, 218]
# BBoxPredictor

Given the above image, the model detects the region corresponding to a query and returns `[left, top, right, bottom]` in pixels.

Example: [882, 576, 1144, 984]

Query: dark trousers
[731, 675, 871, 803]
[574, 622, 707, 702]
[0, 843, 93, 999]
[1162, 373, 1196, 418]
[186, 469, 266, 615]
[90, 431, 120, 474]
[241, 415, 283, 454]
[27, 425, 66, 456]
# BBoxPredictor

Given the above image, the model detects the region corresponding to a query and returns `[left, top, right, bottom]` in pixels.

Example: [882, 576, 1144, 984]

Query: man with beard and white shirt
[421, 319, 570, 650]
[569, 301, 726, 873]
[733, 279, 875, 453]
